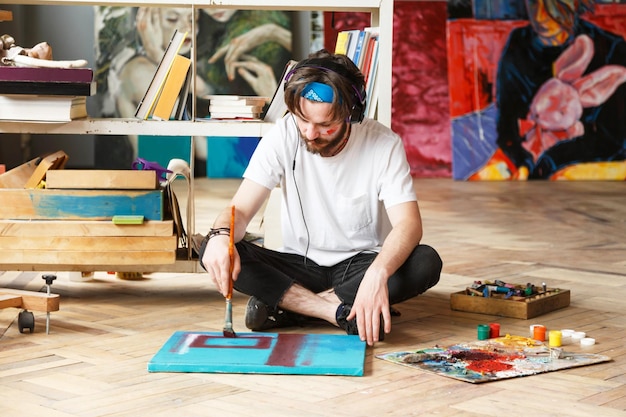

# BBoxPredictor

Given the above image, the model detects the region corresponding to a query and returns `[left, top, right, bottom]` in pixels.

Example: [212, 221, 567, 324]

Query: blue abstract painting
[148, 331, 366, 376]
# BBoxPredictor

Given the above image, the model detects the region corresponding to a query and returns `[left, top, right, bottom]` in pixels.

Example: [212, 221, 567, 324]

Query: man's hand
[348, 270, 391, 346]
[201, 234, 241, 298]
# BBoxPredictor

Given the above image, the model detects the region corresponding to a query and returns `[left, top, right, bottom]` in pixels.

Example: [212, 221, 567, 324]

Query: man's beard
[300, 122, 349, 156]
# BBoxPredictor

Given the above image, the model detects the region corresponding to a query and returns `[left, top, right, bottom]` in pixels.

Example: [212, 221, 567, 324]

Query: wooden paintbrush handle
[227, 205, 235, 299]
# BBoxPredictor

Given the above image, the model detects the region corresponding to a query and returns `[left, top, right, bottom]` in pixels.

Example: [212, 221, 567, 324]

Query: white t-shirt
[243, 115, 417, 266]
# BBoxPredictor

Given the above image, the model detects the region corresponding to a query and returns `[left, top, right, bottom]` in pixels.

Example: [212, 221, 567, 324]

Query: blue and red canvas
[148, 331, 366, 376]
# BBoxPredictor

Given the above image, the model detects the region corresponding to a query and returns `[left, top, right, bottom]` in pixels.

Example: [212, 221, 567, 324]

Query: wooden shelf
[0, 118, 274, 137]
[0, 0, 392, 137]
[3, 0, 383, 11]
[0, 259, 202, 273]
[0, 0, 394, 272]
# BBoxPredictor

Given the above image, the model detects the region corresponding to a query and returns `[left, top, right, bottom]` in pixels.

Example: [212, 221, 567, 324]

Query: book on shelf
[334, 31, 352, 55]
[263, 60, 298, 123]
[173, 67, 192, 120]
[363, 27, 380, 118]
[0, 80, 96, 96]
[205, 95, 268, 106]
[0, 94, 87, 122]
[206, 95, 267, 119]
[0, 66, 93, 83]
[134, 29, 187, 120]
[332, 27, 380, 118]
[351, 30, 370, 70]
[208, 112, 262, 120]
[151, 54, 191, 121]
[361, 34, 377, 85]
[209, 104, 264, 114]
[343, 29, 361, 60]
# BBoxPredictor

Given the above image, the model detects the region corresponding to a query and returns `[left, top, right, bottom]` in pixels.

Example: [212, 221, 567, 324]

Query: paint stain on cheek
[326, 128, 337, 135]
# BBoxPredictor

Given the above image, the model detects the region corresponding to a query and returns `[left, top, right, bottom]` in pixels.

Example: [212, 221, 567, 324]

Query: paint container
[572, 331, 586, 344]
[477, 324, 491, 340]
[560, 329, 575, 345]
[489, 323, 500, 338]
[529, 324, 543, 337]
[580, 337, 596, 347]
[548, 330, 562, 347]
[533, 325, 546, 342]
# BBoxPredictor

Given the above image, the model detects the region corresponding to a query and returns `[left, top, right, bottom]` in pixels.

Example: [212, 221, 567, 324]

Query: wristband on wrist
[203, 227, 231, 245]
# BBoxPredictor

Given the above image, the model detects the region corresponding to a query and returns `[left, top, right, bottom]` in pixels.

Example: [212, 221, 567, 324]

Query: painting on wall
[449, 0, 626, 180]
[93, 6, 293, 177]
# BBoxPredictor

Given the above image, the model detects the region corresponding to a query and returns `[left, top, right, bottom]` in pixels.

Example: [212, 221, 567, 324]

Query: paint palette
[377, 336, 611, 383]
[148, 331, 366, 376]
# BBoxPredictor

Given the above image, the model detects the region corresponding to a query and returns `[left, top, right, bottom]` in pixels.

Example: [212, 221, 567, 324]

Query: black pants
[232, 240, 443, 309]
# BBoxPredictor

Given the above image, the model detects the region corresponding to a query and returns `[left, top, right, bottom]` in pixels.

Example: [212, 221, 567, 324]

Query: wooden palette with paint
[377, 336, 611, 383]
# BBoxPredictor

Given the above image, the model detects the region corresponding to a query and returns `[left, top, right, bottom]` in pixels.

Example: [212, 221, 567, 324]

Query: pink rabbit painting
[519, 34, 626, 162]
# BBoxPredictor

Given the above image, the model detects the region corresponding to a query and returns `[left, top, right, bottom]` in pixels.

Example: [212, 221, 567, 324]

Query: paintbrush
[223, 205, 236, 338]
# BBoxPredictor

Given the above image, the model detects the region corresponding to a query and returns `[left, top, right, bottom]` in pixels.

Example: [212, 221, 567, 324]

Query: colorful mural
[449, 1, 626, 180]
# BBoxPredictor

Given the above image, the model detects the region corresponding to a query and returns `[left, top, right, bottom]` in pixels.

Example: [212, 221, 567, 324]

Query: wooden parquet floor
[0, 178, 625, 416]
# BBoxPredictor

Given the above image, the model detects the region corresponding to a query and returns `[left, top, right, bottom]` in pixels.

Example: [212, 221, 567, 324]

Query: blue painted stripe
[28, 190, 164, 220]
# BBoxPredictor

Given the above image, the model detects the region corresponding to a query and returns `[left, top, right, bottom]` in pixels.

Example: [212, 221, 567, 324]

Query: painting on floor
[448, 0, 626, 180]
[377, 335, 611, 383]
[148, 331, 366, 376]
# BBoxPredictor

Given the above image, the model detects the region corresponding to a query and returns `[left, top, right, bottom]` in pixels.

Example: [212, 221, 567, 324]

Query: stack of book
[0, 65, 95, 122]
[335, 27, 380, 118]
[207, 95, 268, 120]
[135, 29, 192, 121]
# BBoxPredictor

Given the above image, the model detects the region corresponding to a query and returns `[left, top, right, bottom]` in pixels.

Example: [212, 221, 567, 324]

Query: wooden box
[0, 219, 177, 269]
[46, 169, 159, 190]
[450, 289, 570, 319]
[0, 188, 165, 220]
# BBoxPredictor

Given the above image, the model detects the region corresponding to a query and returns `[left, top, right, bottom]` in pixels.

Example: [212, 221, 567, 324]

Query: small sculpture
[0, 33, 87, 68]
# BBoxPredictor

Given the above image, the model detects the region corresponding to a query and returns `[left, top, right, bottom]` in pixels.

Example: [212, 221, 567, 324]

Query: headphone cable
[291, 115, 311, 267]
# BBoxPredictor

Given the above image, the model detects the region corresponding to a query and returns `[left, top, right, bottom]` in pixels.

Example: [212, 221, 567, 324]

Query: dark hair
[284, 49, 365, 123]
[527, 0, 595, 35]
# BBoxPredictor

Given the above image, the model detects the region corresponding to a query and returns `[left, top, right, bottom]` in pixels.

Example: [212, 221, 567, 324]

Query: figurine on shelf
[0, 33, 86, 68]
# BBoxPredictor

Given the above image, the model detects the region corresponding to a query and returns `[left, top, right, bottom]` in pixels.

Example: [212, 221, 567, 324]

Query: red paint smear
[266, 333, 306, 367]
[466, 360, 514, 373]
[171, 333, 307, 368]
[452, 349, 522, 374]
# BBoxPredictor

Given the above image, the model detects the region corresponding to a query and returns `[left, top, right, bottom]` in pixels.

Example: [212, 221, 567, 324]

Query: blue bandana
[301, 82, 334, 103]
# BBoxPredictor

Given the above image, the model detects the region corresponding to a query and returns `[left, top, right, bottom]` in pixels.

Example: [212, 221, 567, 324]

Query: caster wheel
[18, 310, 35, 334]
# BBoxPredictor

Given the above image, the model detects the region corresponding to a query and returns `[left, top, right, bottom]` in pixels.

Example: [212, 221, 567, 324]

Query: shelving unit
[0, 0, 394, 273]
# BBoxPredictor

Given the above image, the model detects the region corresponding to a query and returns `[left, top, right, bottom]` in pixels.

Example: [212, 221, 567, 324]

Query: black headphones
[284, 58, 366, 124]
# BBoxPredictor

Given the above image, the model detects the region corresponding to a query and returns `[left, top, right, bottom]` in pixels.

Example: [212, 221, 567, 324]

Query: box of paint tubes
[450, 280, 570, 319]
